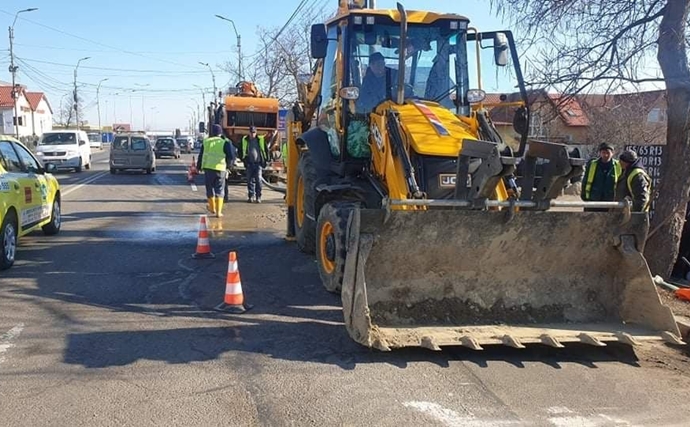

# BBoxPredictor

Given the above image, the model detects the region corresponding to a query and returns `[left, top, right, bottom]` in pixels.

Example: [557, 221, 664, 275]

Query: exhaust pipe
[396, 2, 407, 105]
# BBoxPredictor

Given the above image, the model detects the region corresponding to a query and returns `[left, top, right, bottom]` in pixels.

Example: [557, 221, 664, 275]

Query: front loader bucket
[341, 208, 683, 351]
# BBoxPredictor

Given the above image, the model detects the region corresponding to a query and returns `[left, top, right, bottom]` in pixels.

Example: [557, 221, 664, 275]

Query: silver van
[110, 133, 156, 174]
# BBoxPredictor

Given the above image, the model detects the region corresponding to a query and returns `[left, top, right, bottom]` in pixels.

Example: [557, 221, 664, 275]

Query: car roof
[42, 130, 82, 134]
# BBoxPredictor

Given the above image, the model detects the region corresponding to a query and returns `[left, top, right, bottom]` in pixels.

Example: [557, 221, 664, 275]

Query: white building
[0, 84, 53, 140]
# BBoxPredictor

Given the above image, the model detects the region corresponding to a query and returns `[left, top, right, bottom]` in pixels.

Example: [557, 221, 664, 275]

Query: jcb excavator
[284, 0, 683, 351]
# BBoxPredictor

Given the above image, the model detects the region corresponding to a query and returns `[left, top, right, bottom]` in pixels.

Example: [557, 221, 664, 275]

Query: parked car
[0, 135, 61, 270]
[155, 138, 181, 159]
[34, 130, 93, 173]
[110, 133, 156, 174]
[87, 132, 103, 150]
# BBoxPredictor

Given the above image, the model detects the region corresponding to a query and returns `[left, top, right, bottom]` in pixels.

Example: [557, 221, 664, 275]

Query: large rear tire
[316, 202, 357, 293]
[293, 152, 317, 253]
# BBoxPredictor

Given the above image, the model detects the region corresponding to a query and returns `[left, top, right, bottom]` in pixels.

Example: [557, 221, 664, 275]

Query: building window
[529, 112, 546, 137]
[647, 108, 666, 123]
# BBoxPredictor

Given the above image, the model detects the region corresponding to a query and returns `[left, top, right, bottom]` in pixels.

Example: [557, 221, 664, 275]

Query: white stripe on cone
[197, 238, 210, 246]
[226, 282, 243, 295]
[227, 261, 238, 272]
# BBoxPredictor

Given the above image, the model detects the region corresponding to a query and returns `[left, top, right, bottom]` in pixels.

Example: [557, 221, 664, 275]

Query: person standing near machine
[240, 125, 270, 203]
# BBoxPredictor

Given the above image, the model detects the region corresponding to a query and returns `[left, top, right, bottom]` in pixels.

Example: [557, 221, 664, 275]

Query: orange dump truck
[214, 81, 285, 184]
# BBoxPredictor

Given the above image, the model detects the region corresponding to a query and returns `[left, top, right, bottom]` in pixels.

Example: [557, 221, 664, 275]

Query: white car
[35, 130, 93, 173]
[87, 132, 103, 150]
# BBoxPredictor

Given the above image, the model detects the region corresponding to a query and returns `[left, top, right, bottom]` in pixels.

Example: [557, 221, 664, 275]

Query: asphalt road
[1, 145, 689, 427]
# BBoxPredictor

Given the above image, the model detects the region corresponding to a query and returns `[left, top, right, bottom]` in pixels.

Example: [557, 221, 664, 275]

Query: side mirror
[310, 24, 328, 59]
[512, 106, 529, 136]
[79, 140, 87, 146]
[45, 163, 57, 173]
[494, 32, 509, 67]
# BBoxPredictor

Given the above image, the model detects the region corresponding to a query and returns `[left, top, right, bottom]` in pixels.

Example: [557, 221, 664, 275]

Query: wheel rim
[4, 222, 16, 263]
[319, 221, 335, 274]
[53, 200, 61, 229]
[296, 176, 305, 227]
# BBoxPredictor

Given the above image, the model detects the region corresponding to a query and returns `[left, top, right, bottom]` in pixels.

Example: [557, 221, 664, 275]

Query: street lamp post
[96, 78, 109, 131]
[73, 56, 91, 130]
[199, 62, 218, 105]
[214, 15, 242, 80]
[192, 84, 207, 112]
[8, 7, 38, 138]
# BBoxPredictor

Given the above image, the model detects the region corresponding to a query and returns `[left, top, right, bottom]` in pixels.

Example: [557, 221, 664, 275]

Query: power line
[0, 8, 207, 71]
[12, 42, 238, 56]
[15, 57, 217, 74]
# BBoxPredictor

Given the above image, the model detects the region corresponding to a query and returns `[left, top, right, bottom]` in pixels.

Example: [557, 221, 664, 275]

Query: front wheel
[75, 158, 83, 173]
[316, 202, 358, 293]
[0, 214, 18, 270]
[42, 198, 61, 236]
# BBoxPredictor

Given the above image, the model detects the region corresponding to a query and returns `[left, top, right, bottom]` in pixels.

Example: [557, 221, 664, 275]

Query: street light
[215, 14, 242, 80]
[96, 78, 109, 131]
[8, 7, 38, 138]
[192, 84, 207, 111]
[199, 62, 218, 106]
[74, 56, 91, 130]
[135, 83, 150, 130]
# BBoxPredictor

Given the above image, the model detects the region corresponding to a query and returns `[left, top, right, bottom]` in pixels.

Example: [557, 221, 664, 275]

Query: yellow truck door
[10, 140, 52, 230]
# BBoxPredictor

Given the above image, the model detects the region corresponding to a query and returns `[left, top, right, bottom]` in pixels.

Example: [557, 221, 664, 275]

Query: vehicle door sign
[24, 187, 32, 203]
[0, 180, 10, 192]
[370, 123, 384, 151]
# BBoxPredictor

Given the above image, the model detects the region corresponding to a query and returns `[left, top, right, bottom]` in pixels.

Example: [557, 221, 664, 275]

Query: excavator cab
[286, 2, 683, 351]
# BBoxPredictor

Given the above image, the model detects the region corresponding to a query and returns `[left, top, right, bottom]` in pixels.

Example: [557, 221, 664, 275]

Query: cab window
[0, 141, 22, 173]
[12, 142, 41, 174]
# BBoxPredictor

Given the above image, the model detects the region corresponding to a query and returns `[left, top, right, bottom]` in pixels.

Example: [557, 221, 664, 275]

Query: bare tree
[53, 93, 75, 127]
[220, 7, 324, 106]
[491, 0, 690, 277]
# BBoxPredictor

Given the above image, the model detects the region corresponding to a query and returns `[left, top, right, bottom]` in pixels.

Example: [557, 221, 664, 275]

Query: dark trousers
[246, 163, 262, 198]
[204, 169, 226, 198]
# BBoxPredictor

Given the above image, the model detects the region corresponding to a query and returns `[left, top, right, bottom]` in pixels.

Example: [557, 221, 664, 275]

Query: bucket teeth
[661, 331, 685, 345]
[578, 333, 606, 347]
[615, 332, 639, 346]
[373, 338, 391, 352]
[421, 336, 442, 351]
[460, 336, 484, 350]
[540, 334, 565, 348]
[502, 335, 525, 349]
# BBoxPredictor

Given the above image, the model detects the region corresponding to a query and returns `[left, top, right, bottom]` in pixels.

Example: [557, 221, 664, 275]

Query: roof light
[354, 16, 363, 25]
[366, 16, 375, 25]
[450, 21, 459, 30]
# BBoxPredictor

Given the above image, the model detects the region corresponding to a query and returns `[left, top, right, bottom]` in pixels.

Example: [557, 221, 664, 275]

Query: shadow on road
[3, 225, 645, 372]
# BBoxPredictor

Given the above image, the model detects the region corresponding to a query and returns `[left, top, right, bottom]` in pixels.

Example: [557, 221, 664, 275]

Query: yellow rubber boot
[207, 197, 216, 215]
[215, 197, 224, 218]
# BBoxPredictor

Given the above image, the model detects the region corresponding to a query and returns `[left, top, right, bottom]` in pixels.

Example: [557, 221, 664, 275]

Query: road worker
[616, 149, 652, 213]
[240, 125, 270, 203]
[581, 142, 622, 212]
[196, 124, 236, 217]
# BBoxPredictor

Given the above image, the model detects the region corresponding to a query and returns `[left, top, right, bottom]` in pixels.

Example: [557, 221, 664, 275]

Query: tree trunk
[644, 0, 690, 277]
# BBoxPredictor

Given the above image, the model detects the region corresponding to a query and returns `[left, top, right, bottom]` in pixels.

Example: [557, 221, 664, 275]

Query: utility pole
[8, 8, 38, 138]
[199, 62, 218, 104]
[215, 15, 242, 80]
[73, 56, 90, 130]
[96, 78, 108, 131]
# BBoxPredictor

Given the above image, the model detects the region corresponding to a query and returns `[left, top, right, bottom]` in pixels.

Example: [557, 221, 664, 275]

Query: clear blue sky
[0, 0, 511, 131]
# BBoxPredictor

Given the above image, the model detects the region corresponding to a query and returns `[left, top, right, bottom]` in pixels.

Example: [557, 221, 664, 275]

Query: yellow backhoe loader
[284, 0, 683, 351]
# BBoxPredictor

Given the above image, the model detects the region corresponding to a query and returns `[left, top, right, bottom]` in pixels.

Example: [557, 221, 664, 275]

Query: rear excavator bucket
[341, 139, 683, 351]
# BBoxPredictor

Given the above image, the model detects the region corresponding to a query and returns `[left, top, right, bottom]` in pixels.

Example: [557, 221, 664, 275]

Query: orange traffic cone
[192, 215, 215, 259]
[215, 251, 252, 313]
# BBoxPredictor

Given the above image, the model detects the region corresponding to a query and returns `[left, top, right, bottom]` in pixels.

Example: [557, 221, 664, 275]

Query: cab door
[0, 140, 41, 233]
[12, 141, 51, 226]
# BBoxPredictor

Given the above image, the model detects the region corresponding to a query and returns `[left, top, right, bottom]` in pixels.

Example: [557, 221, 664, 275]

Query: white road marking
[191, 184, 197, 192]
[62, 171, 109, 197]
[0, 323, 25, 366]
[403, 401, 517, 427]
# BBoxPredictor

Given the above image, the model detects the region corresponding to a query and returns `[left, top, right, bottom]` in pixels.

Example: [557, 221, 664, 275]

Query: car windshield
[348, 22, 469, 113]
[40, 133, 78, 145]
[157, 139, 174, 148]
[87, 133, 101, 142]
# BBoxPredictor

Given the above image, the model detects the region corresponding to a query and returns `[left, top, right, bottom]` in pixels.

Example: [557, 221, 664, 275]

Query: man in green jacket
[240, 125, 270, 203]
[581, 142, 622, 212]
[616, 149, 652, 212]
[196, 124, 236, 217]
